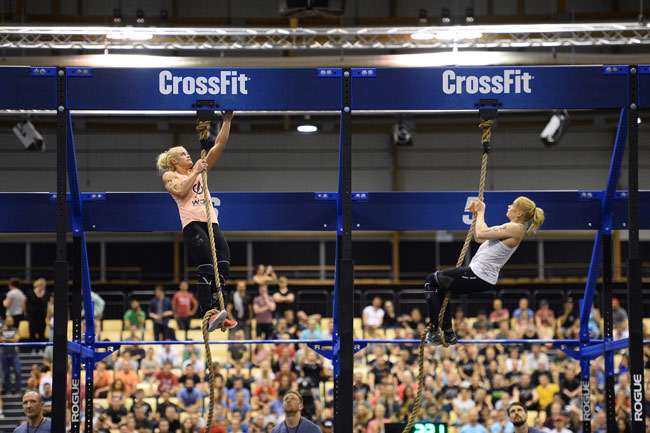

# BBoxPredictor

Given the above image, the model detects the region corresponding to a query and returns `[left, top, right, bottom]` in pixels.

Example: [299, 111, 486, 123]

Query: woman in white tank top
[423, 196, 545, 346]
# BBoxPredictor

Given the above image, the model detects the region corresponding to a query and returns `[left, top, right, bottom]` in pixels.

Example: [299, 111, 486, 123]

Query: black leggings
[182, 221, 231, 278]
[424, 267, 494, 330]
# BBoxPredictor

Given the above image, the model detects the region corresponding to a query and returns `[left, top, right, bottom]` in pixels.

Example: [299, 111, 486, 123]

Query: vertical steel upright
[52, 66, 69, 433]
[626, 65, 645, 433]
[333, 68, 354, 433]
[601, 234, 615, 433]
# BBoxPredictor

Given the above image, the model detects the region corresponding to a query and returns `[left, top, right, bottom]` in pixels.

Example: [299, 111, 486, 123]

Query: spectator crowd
[1, 270, 649, 433]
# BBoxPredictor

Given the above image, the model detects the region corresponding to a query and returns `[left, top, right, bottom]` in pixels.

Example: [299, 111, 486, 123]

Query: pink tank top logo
[172, 172, 218, 228]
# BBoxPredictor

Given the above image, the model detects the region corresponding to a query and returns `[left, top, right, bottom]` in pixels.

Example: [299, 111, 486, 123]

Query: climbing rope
[401, 117, 494, 433]
[196, 117, 226, 433]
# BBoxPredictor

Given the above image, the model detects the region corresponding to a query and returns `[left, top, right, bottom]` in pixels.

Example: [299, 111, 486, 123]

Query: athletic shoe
[223, 319, 238, 329]
[426, 328, 458, 346]
[207, 310, 228, 332]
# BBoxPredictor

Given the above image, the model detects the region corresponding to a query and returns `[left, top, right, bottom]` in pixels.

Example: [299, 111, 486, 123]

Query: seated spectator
[41, 382, 52, 416]
[535, 299, 555, 339]
[230, 391, 253, 423]
[460, 407, 488, 433]
[107, 378, 127, 402]
[177, 378, 203, 414]
[182, 344, 201, 362]
[179, 363, 202, 387]
[123, 298, 146, 331]
[226, 329, 251, 369]
[536, 373, 560, 411]
[511, 374, 538, 411]
[114, 350, 138, 372]
[612, 298, 628, 327]
[489, 299, 509, 329]
[524, 344, 549, 374]
[156, 344, 180, 368]
[132, 403, 153, 430]
[272, 276, 295, 319]
[382, 301, 398, 329]
[366, 404, 390, 433]
[93, 361, 113, 398]
[299, 318, 322, 340]
[129, 388, 153, 418]
[149, 285, 174, 341]
[227, 377, 251, 405]
[27, 364, 43, 391]
[556, 297, 579, 339]
[182, 352, 206, 376]
[155, 362, 179, 396]
[489, 409, 514, 433]
[362, 297, 385, 338]
[105, 395, 128, 429]
[114, 359, 139, 397]
[472, 310, 489, 333]
[454, 385, 476, 416]
[140, 348, 158, 383]
[512, 308, 533, 338]
[161, 404, 181, 431]
[512, 298, 534, 321]
[155, 390, 179, 422]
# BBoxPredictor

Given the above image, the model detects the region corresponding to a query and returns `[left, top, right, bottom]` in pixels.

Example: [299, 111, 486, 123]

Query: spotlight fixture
[418, 8, 428, 24]
[113, 8, 122, 24]
[13, 120, 45, 152]
[136, 9, 145, 24]
[392, 120, 414, 146]
[540, 109, 570, 147]
[465, 7, 475, 23]
[441, 8, 451, 24]
[297, 115, 318, 133]
[160, 9, 169, 22]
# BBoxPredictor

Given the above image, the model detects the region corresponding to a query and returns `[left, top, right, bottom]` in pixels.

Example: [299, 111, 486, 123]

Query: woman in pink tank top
[156, 111, 238, 333]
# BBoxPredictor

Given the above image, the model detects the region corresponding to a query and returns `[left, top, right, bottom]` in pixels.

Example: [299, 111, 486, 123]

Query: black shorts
[437, 266, 494, 294]
[182, 221, 231, 267]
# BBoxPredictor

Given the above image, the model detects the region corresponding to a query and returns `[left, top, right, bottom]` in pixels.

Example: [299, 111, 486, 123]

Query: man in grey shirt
[14, 391, 51, 433]
[270, 390, 321, 433]
[3, 278, 25, 323]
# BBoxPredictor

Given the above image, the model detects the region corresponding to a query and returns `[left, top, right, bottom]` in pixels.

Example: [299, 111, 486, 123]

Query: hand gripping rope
[196, 112, 226, 433]
[401, 102, 497, 433]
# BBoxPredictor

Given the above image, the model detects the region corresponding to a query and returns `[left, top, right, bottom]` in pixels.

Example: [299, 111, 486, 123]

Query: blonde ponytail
[156, 146, 184, 174]
[515, 196, 545, 234]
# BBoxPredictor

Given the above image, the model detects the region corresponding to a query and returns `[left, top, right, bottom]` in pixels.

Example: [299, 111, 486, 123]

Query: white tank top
[469, 225, 524, 284]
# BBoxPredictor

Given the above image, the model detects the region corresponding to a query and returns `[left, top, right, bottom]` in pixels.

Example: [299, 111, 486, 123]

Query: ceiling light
[297, 115, 317, 133]
[441, 8, 451, 24]
[410, 30, 435, 40]
[106, 30, 154, 40]
[113, 8, 122, 24]
[465, 8, 475, 23]
[418, 8, 428, 24]
[434, 29, 483, 40]
[136, 9, 146, 24]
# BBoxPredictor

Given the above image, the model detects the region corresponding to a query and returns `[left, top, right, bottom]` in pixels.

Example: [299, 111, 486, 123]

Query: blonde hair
[33, 278, 46, 288]
[155, 146, 184, 174]
[515, 196, 545, 234]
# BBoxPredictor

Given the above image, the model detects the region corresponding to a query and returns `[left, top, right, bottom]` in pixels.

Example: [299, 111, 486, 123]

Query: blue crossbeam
[1, 190, 648, 232]
[65, 67, 342, 111]
[353, 66, 629, 110]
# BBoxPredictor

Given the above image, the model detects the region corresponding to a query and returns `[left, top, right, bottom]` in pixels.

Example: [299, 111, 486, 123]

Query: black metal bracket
[478, 99, 500, 121]
[194, 100, 218, 121]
